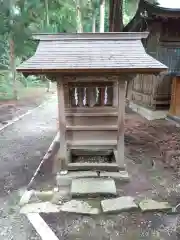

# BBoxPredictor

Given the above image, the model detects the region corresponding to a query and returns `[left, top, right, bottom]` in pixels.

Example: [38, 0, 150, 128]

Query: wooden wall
[127, 19, 180, 110]
[128, 74, 172, 110]
[169, 77, 180, 117]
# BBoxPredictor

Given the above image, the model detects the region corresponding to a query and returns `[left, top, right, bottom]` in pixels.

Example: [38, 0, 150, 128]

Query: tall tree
[109, 0, 123, 32]
[9, 0, 18, 99]
[100, 0, 105, 32]
[74, 0, 83, 32]
[91, 0, 98, 32]
[44, 0, 51, 92]
[44, 0, 49, 27]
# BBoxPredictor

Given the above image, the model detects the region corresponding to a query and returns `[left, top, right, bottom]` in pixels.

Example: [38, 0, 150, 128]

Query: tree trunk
[92, 12, 96, 32]
[109, 0, 123, 32]
[10, 38, 18, 100]
[100, 0, 105, 32]
[75, 0, 83, 33]
[9, 0, 17, 100]
[44, 0, 51, 92]
[44, 0, 49, 27]
[74, 0, 83, 105]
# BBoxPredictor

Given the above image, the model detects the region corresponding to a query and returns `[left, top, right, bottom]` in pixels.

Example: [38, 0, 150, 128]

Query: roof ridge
[32, 32, 149, 41]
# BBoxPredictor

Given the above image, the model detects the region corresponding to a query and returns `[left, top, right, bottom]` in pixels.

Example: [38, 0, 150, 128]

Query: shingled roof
[16, 32, 167, 75]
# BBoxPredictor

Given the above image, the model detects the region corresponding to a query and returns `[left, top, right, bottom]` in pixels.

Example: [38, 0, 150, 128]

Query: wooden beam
[71, 149, 113, 156]
[68, 162, 120, 171]
[17, 68, 167, 76]
[117, 80, 125, 169]
[66, 125, 117, 130]
[56, 80, 67, 171]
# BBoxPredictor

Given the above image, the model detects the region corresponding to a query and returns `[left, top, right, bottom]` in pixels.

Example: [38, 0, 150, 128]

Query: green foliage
[0, 0, 140, 100]
[0, 72, 17, 100]
[0, 0, 139, 61]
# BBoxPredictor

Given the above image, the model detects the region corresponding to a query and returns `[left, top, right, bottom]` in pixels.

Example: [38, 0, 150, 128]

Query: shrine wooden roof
[143, 0, 180, 15]
[16, 32, 167, 75]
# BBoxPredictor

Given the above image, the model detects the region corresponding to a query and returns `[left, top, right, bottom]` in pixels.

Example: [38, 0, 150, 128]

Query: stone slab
[56, 171, 98, 186]
[101, 196, 138, 213]
[55, 175, 72, 187]
[34, 191, 54, 201]
[139, 199, 172, 212]
[20, 202, 61, 214]
[51, 188, 71, 204]
[100, 171, 130, 181]
[61, 199, 101, 215]
[71, 178, 117, 197]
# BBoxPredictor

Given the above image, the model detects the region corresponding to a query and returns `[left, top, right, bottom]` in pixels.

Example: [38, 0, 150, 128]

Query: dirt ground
[125, 107, 180, 172]
[32, 107, 180, 240]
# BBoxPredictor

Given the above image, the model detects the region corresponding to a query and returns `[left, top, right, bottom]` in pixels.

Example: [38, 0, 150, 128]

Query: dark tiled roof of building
[17, 32, 167, 74]
[124, 0, 180, 32]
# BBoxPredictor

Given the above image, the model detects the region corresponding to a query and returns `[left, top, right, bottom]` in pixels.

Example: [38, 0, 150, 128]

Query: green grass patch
[0, 72, 47, 101]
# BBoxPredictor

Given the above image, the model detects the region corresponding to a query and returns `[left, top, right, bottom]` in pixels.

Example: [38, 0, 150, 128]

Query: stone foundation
[129, 102, 168, 120]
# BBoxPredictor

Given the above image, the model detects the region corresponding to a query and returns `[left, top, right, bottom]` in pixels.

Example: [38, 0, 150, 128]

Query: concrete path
[0, 95, 57, 240]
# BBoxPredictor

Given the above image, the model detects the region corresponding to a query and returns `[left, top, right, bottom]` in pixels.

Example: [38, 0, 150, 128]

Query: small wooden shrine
[124, 0, 180, 117]
[17, 32, 167, 173]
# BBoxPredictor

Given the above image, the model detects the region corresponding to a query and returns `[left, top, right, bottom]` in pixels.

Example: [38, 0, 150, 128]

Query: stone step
[20, 202, 61, 214]
[56, 171, 98, 187]
[101, 196, 138, 213]
[56, 171, 130, 188]
[61, 199, 101, 215]
[20, 197, 173, 215]
[71, 178, 117, 197]
[100, 171, 130, 181]
[139, 199, 172, 212]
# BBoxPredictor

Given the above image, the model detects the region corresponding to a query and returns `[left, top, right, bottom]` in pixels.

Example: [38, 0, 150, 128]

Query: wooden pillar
[64, 84, 70, 108]
[88, 87, 96, 107]
[78, 87, 84, 107]
[113, 81, 118, 107]
[169, 77, 177, 116]
[151, 75, 157, 110]
[56, 80, 67, 171]
[100, 87, 105, 105]
[117, 80, 125, 169]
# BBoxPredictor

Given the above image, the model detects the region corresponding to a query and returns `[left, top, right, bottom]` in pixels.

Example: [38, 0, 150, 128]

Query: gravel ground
[36, 107, 180, 240]
[0, 95, 57, 240]
[1, 96, 180, 240]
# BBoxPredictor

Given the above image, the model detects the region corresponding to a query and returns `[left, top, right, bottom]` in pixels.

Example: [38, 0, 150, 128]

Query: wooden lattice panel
[66, 82, 113, 107]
